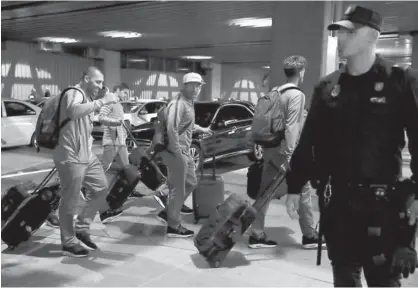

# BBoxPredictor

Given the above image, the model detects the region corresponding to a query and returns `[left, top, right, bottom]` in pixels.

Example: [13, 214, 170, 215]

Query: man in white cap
[156, 72, 212, 237]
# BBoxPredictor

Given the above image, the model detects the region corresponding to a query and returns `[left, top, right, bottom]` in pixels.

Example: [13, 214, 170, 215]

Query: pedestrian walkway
[2, 169, 417, 287]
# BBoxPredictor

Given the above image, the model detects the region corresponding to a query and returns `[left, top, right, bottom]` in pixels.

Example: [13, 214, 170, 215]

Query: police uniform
[287, 6, 418, 287]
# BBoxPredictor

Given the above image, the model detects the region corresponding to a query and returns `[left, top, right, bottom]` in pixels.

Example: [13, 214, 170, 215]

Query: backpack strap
[56, 87, 86, 130]
[167, 93, 192, 136]
[278, 86, 303, 94]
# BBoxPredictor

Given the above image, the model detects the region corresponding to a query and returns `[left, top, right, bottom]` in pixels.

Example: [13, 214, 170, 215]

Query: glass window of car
[212, 105, 252, 128]
[139, 103, 153, 115]
[194, 103, 220, 127]
[4, 101, 36, 117]
[154, 102, 166, 112]
[122, 102, 140, 114]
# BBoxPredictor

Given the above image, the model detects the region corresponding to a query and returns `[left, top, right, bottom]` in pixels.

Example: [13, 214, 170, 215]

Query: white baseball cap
[183, 72, 205, 84]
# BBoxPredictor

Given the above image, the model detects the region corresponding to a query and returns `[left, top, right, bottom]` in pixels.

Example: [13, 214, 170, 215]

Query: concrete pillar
[269, 1, 342, 105]
[199, 62, 221, 101]
[411, 33, 418, 69]
[103, 50, 121, 91]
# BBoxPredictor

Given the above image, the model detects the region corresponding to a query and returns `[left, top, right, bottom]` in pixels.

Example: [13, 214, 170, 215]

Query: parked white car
[1, 100, 41, 148]
[92, 99, 166, 139]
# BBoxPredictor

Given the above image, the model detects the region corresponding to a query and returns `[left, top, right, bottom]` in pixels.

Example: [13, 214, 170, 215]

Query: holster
[316, 179, 332, 266]
[391, 179, 417, 249]
[320, 179, 416, 265]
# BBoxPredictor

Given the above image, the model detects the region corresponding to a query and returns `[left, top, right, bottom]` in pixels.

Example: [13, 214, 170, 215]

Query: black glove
[390, 247, 417, 278]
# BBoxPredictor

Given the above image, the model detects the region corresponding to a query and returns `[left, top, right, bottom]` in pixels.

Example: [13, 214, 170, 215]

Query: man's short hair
[113, 82, 130, 92]
[81, 66, 102, 80]
[283, 56, 307, 78]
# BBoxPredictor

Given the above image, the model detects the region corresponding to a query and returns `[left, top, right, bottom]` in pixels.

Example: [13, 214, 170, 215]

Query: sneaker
[76, 232, 98, 250]
[153, 192, 167, 209]
[180, 205, 193, 215]
[302, 234, 326, 249]
[129, 190, 145, 198]
[167, 225, 194, 238]
[46, 214, 60, 228]
[248, 234, 277, 249]
[62, 243, 89, 257]
[156, 210, 168, 225]
[100, 209, 123, 224]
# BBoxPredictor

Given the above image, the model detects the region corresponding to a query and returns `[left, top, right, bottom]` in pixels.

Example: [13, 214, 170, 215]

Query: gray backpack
[251, 86, 301, 147]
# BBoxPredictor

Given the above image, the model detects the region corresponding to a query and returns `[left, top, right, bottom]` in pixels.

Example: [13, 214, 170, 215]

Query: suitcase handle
[199, 133, 217, 180]
[33, 167, 57, 195]
[122, 121, 140, 148]
[123, 121, 158, 163]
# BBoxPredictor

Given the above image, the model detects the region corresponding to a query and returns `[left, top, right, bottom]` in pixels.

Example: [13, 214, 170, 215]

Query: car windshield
[121, 102, 143, 114]
[194, 103, 220, 127]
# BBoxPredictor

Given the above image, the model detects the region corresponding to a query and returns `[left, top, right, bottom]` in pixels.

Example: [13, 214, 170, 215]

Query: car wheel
[190, 143, 202, 170]
[30, 133, 37, 148]
[247, 143, 263, 161]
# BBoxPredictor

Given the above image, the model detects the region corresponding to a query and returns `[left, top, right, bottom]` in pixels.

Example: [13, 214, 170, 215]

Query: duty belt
[332, 182, 396, 197]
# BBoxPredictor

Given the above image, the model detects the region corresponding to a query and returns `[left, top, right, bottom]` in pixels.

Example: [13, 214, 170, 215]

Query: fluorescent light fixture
[177, 68, 190, 72]
[378, 33, 399, 39]
[228, 17, 272, 28]
[37, 37, 79, 43]
[262, 65, 270, 69]
[128, 58, 147, 62]
[181, 55, 213, 60]
[98, 31, 142, 38]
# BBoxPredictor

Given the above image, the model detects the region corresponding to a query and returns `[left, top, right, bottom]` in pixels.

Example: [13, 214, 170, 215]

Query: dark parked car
[127, 100, 263, 169]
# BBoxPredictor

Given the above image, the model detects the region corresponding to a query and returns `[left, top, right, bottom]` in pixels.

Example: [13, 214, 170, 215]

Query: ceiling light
[128, 58, 147, 62]
[378, 33, 399, 39]
[262, 65, 270, 69]
[177, 68, 190, 72]
[37, 37, 79, 43]
[181, 55, 213, 60]
[98, 31, 142, 39]
[228, 17, 272, 28]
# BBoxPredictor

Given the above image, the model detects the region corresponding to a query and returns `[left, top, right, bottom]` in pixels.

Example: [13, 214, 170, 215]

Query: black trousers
[322, 188, 404, 287]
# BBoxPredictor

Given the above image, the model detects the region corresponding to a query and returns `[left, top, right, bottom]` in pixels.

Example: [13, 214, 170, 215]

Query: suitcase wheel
[209, 260, 221, 268]
[20, 220, 26, 227]
[7, 245, 17, 251]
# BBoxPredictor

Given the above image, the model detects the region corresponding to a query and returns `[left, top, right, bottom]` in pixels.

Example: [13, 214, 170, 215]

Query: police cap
[328, 5, 383, 32]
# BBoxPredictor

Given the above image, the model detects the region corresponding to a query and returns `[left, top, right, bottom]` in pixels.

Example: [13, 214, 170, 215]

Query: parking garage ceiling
[2, 1, 418, 65]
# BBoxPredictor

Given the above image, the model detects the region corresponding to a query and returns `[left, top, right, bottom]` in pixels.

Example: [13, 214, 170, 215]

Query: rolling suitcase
[192, 150, 225, 224]
[2, 181, 37, 222]
[106, 164, 142, 210]
[194, 168, 286, 268]
[1, 168, 61, 249]
[124, 121, 167, 192]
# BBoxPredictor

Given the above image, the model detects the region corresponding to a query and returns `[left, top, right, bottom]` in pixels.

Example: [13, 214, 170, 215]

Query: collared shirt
[273, 83, 306, 162]
[99, 101, 127, 146]
[53, 84, 95, 164]
[166, 93, 199, 155]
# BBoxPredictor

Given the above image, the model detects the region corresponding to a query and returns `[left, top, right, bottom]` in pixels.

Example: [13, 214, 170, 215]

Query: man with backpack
[249, 56, 308, 248]
[155, 72, 212, 238]
[50, 67, 118, 257]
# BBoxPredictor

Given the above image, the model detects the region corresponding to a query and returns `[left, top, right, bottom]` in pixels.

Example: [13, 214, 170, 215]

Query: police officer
[285, 6, 418, 287]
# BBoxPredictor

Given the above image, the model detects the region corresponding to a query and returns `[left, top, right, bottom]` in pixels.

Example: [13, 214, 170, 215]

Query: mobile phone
[98, 86, 109, 99]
